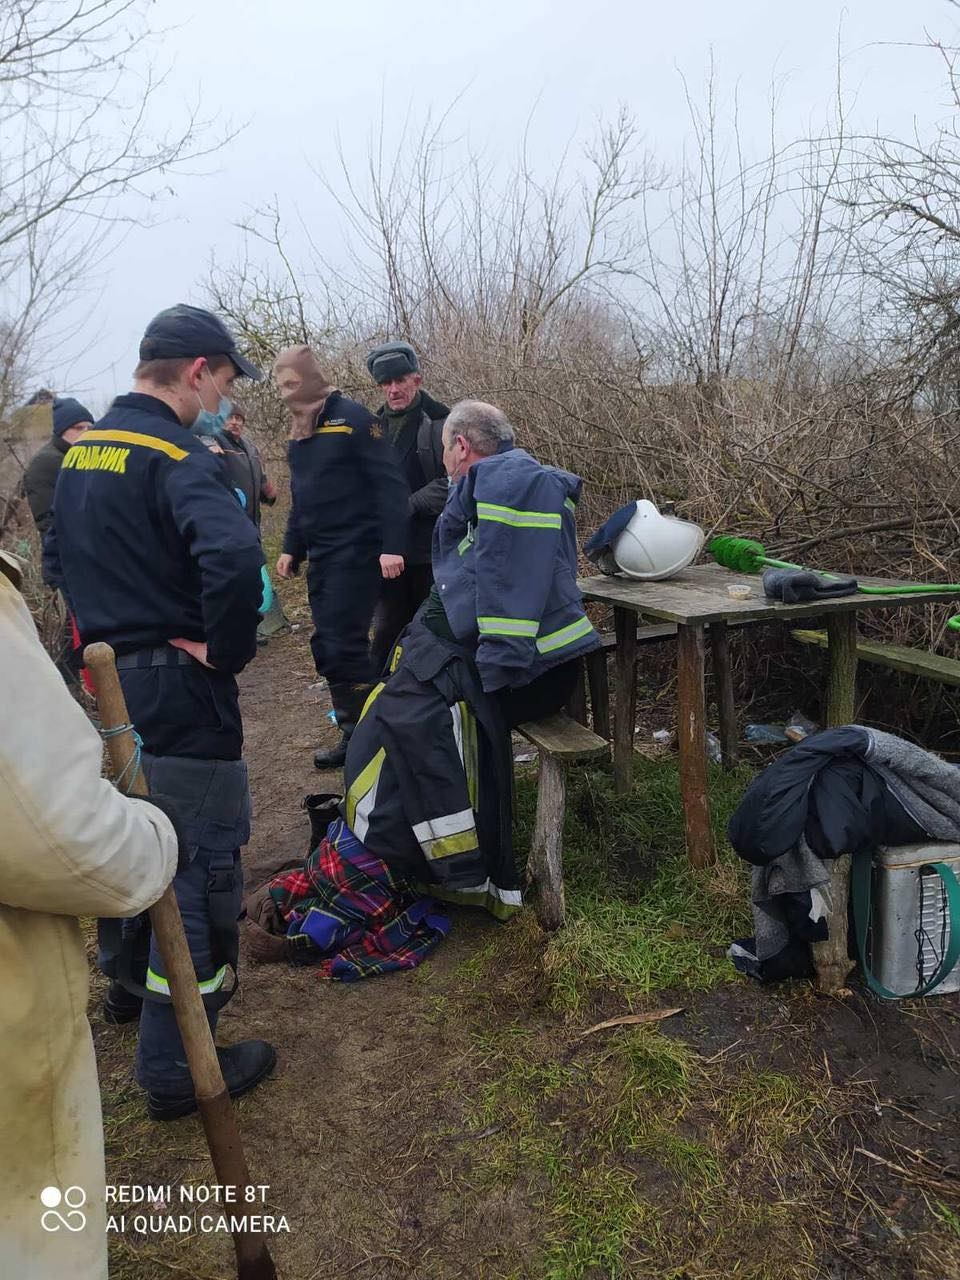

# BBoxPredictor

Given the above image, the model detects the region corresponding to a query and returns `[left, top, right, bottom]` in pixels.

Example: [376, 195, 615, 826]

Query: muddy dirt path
[101, 629, 504, 1279]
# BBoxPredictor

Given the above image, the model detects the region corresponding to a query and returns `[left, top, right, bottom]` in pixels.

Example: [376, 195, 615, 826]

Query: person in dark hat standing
[44, 303, 276, 1120]
[216, 402, 278, 525]
[366, 341, 449, 672]
[26, 397, 96, 689]
[24, 397, 94, 538]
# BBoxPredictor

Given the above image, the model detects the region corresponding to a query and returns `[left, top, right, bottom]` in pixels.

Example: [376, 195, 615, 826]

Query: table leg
[711, 620, 737, 769]
[566, 658, 588, 726]
[613, 607, 638, 794]
[585, 649, 611, 739]
[677, 623, 715, 868]
[811, 611, 859, 993]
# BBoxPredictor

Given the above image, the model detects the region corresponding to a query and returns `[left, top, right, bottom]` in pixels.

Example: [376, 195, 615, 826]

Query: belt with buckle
[115, 645, 195, 670]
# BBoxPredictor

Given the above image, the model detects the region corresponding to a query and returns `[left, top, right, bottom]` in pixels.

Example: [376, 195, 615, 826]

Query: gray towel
[864, 727, 960, 840]
[750, 837, 829, 961]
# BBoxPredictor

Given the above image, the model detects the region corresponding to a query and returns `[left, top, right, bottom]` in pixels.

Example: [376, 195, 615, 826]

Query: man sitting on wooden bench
[337, 400, 601, 920]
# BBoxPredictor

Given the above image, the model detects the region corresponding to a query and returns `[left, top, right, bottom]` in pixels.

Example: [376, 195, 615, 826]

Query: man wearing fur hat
[366, 341, 449, 671]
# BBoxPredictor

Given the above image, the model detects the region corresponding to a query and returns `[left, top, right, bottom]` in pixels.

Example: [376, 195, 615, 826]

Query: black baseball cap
[139, 304, 262, 381]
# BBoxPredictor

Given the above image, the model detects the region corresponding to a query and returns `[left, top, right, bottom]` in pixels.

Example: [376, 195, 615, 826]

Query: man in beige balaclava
[273, 346, 410, 768]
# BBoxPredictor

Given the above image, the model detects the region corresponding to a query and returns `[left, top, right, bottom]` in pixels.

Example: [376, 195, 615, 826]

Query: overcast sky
[49, 0, 960, 409]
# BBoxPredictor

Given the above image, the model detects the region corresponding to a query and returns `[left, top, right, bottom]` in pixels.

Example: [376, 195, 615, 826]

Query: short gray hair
[444, 400, 515, 456]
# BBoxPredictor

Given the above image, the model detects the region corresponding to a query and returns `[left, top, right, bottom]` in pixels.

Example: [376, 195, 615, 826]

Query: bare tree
[0, 0, 229, 640]
[0, 0, 225, 415]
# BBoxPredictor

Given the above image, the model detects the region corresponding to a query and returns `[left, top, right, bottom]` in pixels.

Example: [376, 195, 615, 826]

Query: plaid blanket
[267, 818, 451, 980]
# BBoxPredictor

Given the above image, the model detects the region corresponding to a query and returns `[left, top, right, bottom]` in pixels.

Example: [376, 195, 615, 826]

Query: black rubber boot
[301, 792, 343, 854]
[313, 731, 349, 770]
[146, 1040, 277, 1121]
[313, 682, 372, 770]
[102, 979, 142, 1026]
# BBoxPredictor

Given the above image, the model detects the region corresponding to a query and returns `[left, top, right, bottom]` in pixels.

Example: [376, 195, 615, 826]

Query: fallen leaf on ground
[577, 1009, 683, 1038]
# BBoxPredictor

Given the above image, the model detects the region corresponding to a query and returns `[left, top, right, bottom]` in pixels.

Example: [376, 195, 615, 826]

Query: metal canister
[872, 843, 960, 997]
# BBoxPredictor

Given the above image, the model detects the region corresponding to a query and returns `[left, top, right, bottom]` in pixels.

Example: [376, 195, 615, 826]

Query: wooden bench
[792, 629, 960, 687]
[516, 712, 610, 932]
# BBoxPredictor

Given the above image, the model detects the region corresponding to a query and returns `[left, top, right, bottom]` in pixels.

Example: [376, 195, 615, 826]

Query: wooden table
[579, 562, 960, 992]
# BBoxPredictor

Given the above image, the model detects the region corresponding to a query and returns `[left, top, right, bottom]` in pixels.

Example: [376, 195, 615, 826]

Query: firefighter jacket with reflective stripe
[343, 619, 521, 918]
[43, 393, 264, 674]
[433, 445, 600, 692]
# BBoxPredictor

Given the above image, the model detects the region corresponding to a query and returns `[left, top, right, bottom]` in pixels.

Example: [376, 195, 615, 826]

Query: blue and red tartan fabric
[267, 818, 451, 980]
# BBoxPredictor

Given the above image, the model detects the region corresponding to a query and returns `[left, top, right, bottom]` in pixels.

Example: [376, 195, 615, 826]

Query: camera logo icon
[40, 1186, 87, 1232]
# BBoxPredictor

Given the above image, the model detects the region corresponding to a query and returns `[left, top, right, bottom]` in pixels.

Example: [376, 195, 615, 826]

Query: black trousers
[496, 658, 581, 728]
[307, 547, 381, 684]
[370, 562, 435, 676]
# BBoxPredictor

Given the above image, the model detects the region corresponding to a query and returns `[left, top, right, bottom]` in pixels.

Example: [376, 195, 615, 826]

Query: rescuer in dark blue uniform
[44, 304, 277, 1121]
[273, 344, 410, 769]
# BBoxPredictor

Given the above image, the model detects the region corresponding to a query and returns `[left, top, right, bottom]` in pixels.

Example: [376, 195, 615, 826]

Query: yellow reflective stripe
[476, 502, 561, 530]
[536, 616, 595, 654]
[146, 965, 226, 995]
[423, 880, 523, 921]
[564, 497, 576, 514]
[478, 616, 539, 638]
[345, 747, 385, 831]
[423, 829, 478, 860]
[315, 425, 353, 435]
[460, 700, 478, 810]
[359, 682, 385, 724]
[80, 429, 189, 461]
[458, 533, 473, 556]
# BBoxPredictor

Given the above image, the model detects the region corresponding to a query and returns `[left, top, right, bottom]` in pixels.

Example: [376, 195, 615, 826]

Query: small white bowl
[727, 584, 752, 600]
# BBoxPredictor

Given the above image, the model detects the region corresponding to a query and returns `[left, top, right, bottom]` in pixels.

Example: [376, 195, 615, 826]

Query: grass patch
[449, 1021, 834, 1280]
[511, 757, 754, 1012]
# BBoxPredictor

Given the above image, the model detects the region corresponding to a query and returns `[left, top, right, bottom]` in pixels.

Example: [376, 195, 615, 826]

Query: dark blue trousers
[99, 751, 249, 1092]
[306, 545, 381, 684]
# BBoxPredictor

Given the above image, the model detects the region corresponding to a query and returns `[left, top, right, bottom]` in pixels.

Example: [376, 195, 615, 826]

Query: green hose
[708, 535, 802, 574]
[709, 535, 960, 597]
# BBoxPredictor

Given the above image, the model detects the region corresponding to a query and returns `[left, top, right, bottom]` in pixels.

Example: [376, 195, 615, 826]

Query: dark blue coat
[432, 446, 599, 693]
[43, 393, 263, 674]
[281, 390, 409, 565]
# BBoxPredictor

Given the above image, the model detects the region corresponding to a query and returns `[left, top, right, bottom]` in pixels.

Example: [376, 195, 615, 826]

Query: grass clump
[512, 758, 754, 1012]
[451, 1019, 834, 1280]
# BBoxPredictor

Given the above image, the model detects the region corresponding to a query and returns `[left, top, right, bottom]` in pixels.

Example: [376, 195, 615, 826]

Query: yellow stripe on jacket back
[78, 429, 189, 462]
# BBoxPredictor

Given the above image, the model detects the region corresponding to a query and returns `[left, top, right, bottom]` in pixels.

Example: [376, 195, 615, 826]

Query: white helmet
[613, 500, 704, 581]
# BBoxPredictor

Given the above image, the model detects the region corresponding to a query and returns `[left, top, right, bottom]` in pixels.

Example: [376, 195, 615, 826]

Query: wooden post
[613, 607, 638, 794]
[811, 611, 859, 994]
[585, 649, 611, 739]
[566, 659, 588, 726]
[711, 620, 737, 769]
[825, 612, 858, 726]
[677, 623, 715, 868]
[529, 753, 566, 930]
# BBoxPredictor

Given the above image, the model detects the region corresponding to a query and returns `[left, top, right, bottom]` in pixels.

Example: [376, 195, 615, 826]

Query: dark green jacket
[24, 435, 70, 537]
